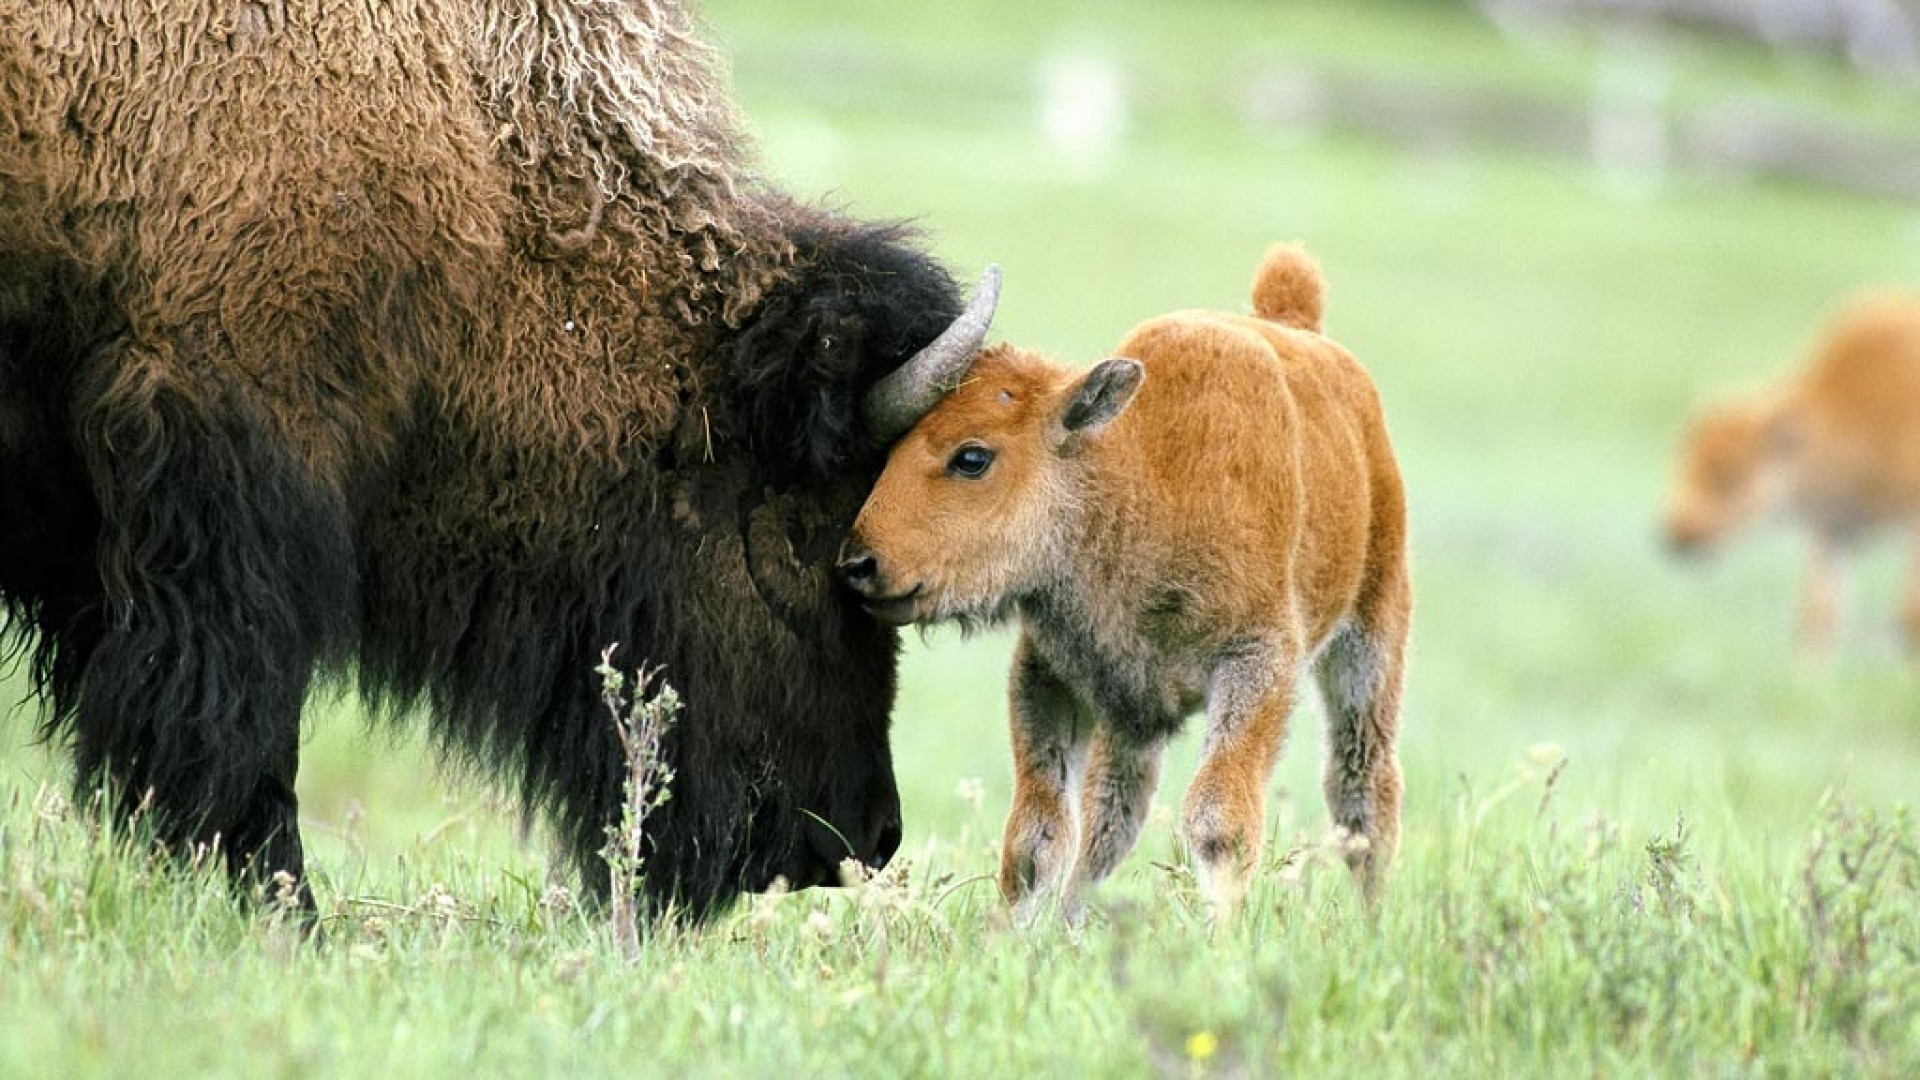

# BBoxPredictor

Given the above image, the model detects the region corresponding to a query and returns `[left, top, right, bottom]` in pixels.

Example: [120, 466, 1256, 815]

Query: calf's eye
[947, 444, 995, 479]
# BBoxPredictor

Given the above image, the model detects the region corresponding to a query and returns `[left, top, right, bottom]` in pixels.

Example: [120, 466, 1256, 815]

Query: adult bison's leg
[71, 338, 354, 902]
[0, 326, 105, 722]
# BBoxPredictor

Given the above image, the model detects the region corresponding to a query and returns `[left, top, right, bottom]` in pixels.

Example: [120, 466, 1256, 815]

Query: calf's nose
[1662, 520, 1706, 558]
[837, 544, 882, 597]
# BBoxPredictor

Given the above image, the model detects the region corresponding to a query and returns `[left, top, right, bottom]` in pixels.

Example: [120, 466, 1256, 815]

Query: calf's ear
[1060, 358, 1144, 436]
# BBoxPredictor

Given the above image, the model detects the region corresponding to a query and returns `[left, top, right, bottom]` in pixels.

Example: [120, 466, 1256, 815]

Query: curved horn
[863, 264, 1002, 442]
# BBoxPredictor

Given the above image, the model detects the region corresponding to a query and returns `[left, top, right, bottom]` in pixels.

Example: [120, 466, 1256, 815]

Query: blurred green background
[5, 0, 1919, 899]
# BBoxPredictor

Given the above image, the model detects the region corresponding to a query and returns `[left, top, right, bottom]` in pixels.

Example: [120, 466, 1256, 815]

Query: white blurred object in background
[1478, 0, 1920, 80]
[1037, 48, 1131, 182]
[1589, 34, 1673, 198]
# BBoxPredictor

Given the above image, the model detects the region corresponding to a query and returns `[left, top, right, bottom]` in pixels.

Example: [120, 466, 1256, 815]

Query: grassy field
[5, 2, 1920, 1075]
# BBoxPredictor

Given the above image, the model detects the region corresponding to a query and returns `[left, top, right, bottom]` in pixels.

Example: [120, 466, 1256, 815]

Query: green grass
[6, 2, 1920, 1075]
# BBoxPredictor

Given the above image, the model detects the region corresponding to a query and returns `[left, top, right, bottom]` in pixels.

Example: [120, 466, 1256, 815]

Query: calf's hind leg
[1313, 575, 1410, 904]
[999, 633, 1091, 926]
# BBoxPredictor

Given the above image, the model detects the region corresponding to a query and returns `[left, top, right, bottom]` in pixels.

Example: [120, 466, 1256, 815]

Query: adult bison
[0, 0, 994, 918]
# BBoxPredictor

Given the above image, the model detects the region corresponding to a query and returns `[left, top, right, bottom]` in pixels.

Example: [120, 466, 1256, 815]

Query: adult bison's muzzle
[783, 793, 904, 890]
[733, 718, 905, 893]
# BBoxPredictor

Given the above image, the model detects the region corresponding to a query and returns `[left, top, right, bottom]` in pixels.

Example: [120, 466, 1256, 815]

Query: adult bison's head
[689, 218, 998, 902]
[730, 220, 1001, 483]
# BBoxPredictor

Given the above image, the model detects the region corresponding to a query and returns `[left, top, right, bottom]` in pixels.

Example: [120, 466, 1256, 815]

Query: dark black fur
[731, 221, 965, 481]
[0, 220, 957, 920]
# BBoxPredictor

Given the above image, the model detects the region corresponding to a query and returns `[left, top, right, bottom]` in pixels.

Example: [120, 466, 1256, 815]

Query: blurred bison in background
[1664, 295, 1920, 653]
[841, 245, 1410, 922]
[0, 0, 999, 918]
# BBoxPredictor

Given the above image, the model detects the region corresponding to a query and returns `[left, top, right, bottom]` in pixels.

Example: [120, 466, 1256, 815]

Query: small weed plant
[594, 644, 680, 959]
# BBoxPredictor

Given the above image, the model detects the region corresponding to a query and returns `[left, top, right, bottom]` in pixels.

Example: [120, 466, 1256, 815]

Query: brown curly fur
[4, 0, 783, 509]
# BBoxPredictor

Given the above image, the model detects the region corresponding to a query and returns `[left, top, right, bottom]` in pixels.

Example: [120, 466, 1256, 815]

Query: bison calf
[840, 245, 1411, 921]
[1664, 295, 1920, 653]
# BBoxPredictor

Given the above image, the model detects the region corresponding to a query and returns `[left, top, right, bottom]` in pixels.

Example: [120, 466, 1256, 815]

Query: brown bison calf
[840, 245, 1411, 921]
[1664, 295, 1920, 652]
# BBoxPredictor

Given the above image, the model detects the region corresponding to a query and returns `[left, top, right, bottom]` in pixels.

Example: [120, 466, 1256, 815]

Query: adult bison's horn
[863, 264, 1002, 442]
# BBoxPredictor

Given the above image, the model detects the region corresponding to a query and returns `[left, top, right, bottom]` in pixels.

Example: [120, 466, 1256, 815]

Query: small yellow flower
[1185, 1030, 1218, 1061]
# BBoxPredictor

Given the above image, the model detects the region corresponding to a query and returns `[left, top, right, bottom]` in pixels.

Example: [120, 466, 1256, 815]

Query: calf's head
[1663, 395, 1800, 554]
[840, 345, 1144, 625]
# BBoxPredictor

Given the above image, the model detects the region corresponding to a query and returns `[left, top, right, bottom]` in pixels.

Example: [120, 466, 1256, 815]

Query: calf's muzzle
[836, 539, 921, 625]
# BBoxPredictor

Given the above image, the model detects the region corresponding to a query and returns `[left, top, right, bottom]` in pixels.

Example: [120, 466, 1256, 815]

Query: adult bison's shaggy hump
[0, 0, 996, 917]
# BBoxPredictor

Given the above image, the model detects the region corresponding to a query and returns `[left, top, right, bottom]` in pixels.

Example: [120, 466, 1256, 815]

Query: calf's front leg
[1074, 724, 1166, 900]
[999, 634, 1090, 927]
[1181, 642, 1295, 920]
[1799, 532, 1848, 654]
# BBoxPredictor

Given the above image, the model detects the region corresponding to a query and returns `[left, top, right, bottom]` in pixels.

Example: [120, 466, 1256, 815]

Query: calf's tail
[1250, 242, 1325, 333]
